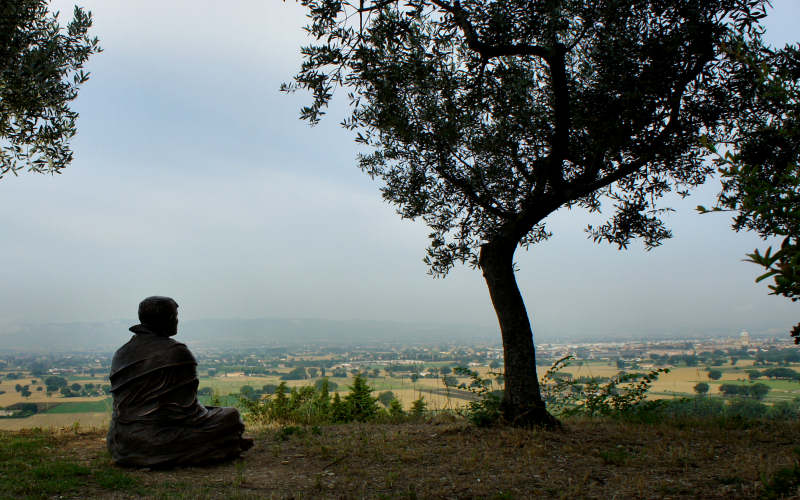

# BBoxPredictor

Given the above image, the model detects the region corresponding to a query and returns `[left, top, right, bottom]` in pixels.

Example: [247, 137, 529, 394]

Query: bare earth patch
[52, 418, 800, 499]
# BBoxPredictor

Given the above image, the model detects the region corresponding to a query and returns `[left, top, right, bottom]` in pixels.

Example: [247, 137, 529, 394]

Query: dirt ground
[52, 418, 800, 499]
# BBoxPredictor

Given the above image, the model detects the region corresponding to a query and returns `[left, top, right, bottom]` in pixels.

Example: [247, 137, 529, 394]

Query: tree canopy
[0, 0, 100, 180]
[286, 0, 773, 426]
[701, 41, 799, 341]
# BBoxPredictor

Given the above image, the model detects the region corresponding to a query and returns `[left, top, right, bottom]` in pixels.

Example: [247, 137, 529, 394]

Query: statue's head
[137, 296, 179, 336]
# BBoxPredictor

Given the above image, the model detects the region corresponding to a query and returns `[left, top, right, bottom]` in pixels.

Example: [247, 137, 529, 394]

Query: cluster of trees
[694, 381, 772, 399]
[747, 367, 800, 381]
[42, 376, 108, 397]
[240, 376, 426, 425]
[13, 384, 34, 397]
[718, 383, 771, 400]
[754, 349, 800, 365]
[650, 353, 745, 368]
[223, 378, 344, 402]
[280, 366, 311, 380]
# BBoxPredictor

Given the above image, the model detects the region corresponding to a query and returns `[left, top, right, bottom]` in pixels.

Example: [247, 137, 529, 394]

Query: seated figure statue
[107, 296, 252, 468]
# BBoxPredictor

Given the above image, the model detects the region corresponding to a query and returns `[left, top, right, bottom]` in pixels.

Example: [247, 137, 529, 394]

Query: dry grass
[32, 417, 800, 499]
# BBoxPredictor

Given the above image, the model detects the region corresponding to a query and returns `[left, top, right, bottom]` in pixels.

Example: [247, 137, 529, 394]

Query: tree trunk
[479, 239, 559, 428]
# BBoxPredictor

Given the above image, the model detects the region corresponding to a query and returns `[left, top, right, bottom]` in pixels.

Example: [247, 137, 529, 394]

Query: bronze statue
[107, 296, 253, 468]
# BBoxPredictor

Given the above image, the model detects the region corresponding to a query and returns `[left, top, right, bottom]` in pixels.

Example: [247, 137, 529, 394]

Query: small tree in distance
[694, 382, 709, 396]
[286, 0, 773, 426]
[707, 369, 723, 381]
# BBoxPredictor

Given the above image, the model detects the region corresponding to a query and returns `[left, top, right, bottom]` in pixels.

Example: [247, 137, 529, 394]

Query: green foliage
[44, 375, 68, 390]
[315, 378, 337, 392]
[542, 355, 670, 418]
[694, 382, 709, 395]
[700, 41, 800, 341]
[442, 375, 459, 387]
[241, 375, 383, 425]
[331, 392, 349, 422]
[281, 366, 308, 380]
[389, 398, 405, 419]
[344, 374, 380, 422]
[719, 383, 771, 400]
[239, 384, 258, 401]
[378, 390, 396, 407]
[454, 366, 502, 427]
[707, 369, 723, 380]
[410, 396, 427, 418]
[0, 0, 101, 179]
[761, 367, 800, 380]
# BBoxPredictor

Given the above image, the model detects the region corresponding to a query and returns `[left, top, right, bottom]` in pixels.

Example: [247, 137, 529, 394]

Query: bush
[542, 356, 670, 418]
[453, 367, 502, 426]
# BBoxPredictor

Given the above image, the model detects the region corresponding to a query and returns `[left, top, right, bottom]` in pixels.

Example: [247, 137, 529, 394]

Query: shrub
[542, 355, 669, 417]
[453, 366, 502, 426]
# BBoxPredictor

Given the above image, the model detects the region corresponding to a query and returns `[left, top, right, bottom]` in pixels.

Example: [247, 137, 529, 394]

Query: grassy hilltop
[2, 417, 800, 499]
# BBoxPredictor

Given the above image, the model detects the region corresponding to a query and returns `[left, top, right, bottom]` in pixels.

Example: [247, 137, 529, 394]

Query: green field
[45, 399, 112, 414]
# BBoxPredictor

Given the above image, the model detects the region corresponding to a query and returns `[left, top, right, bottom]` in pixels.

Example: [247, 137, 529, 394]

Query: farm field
[0, 376, 107, 407]
[3, 359, 800, 430]
[0, 412, 109, 431]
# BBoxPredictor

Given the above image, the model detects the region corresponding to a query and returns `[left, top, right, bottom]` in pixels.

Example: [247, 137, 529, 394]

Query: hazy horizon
[0, 1, 797, 348]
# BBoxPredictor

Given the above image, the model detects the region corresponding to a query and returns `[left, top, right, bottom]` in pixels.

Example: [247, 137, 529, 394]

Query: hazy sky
[0, 1, 797, 342]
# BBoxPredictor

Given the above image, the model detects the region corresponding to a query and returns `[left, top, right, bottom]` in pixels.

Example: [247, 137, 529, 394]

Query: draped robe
[107, 325, 247, 467]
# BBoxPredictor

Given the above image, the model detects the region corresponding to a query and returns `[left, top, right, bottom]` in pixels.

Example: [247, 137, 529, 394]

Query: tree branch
[547, 43, 571, 188]
[432, 147, 516, 220]
[430, 0, 551, 61]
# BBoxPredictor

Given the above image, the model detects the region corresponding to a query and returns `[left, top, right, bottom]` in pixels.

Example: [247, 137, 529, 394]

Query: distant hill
[0, 317, 497, 352]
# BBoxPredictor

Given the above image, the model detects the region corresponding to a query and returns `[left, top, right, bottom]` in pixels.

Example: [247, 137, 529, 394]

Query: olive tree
[0, 0, 100, 179]
[285, 0, 769, 426]
[701, 42, 799, 341]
